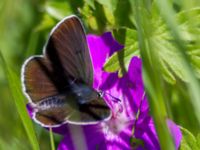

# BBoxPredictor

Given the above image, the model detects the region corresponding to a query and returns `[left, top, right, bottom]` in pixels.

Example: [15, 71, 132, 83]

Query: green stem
[49, 127, 55, 150]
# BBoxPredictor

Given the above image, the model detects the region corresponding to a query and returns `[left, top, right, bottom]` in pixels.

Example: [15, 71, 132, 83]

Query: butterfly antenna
[98, 90, 123, 114]
[103, 91, 121, 103]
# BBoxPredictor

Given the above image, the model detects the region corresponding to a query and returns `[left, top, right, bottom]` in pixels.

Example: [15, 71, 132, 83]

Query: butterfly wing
[22, 57, 61, 103]
[45, 15, 93, 86]
[33, 94, 76, 127]
[34, 96, 111, 127]
[67, 97, 111, 124]
[22, 16, 93, 103]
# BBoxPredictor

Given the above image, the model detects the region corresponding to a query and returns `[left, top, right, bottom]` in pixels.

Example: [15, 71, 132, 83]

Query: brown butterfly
[21, 15, 111, 127]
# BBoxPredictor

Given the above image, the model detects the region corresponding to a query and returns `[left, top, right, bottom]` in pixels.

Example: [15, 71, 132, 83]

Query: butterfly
[21, 15, 111, 127]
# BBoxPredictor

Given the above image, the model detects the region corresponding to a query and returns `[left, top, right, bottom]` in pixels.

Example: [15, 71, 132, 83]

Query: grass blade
[133, 1, 175, 149]
[0, 50, 40, 150]
[49, 128, 55, 150]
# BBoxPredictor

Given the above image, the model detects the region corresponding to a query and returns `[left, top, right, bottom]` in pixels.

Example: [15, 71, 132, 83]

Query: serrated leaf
[180, 144, 192, 150]
[45, 1, 72, 20]
[180, 127, 199, 150]
[197, 134, 200, 149]
[104, 7, 200, 83]
[104, 28, 139, 76]
[159, 59, 176, 84]
[177, 8, 200, 39]
[148, 7, 200, 84]
[153, 35, 187, 82]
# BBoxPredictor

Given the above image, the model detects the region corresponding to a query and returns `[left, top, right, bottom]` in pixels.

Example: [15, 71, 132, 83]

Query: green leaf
[152, 3, 200, 127]
[84, 0, 95, 9]
[180, 127, 199, 150]
[79, 3, 98, 32]
[45, 1, 72, 20]
[103, 6, 200, 84]
[196, 134, 200, 149]
[96, 0, 118, 12]
[35, 14, 56, 32]
[159, 58, 176, 84]
[152, 32, 187, 82]
[0, 51, 40, 150]
[114, 0, 135, 28]
[81, 1, 108, 33]
[130, 137, 144, 149]
[146, 7, 200, 84]
[104, 28, 139, 77]
[177, 8, 200, 78]
[102, 5, 115, 27]
[134, 2, 175, 149]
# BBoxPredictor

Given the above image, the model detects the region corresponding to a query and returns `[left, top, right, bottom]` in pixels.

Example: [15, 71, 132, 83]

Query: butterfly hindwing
[34, 94, 75, 126]
[34, 97, 111, 126]
[23, 57, 61, 103]
[68, 97, 111, 124]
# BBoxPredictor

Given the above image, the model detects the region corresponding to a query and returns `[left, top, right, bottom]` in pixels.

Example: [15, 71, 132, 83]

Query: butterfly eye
[97, 93, 101, 98]
[97, 91, 104, 98]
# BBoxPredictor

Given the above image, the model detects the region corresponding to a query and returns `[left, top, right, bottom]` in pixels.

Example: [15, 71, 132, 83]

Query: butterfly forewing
[46, 16, 93, 86]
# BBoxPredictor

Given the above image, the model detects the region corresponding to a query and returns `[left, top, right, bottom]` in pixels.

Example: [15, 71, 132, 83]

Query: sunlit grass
[0, 51, 40, 150]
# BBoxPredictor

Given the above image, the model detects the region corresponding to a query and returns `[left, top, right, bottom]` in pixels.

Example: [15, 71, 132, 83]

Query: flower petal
[134, 116, 182, 150]
[26, 103, 34, 118]
[167, 119, 182, 150]
[58, 123, 134, 150]
[87, 32, 123, 71]
[115, 57, 149, 118]
[58, 124, 106, 150]
[87, 32, 123, 91]
[134, 117, 160, 150]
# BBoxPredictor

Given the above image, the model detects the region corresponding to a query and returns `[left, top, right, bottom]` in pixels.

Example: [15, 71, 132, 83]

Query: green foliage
[104, 28, 139, 77]
[35, 14, 56, 32]
[180, 127, 200, 150]
[1, 0, 200, 149]
[130, 137, 145, 149]
[45, 1, 73, 20]
[49, 128, 55, 150]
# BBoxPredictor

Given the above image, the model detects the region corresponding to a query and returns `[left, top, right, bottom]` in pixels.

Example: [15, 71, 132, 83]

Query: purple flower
[27, 32, 182, 150]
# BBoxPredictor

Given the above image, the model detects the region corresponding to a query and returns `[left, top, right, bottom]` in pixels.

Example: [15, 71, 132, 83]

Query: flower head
[55, 32, 182, 150]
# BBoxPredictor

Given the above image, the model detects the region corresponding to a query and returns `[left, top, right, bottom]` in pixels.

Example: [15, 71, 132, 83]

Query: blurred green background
[0, 0, 200, 150]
